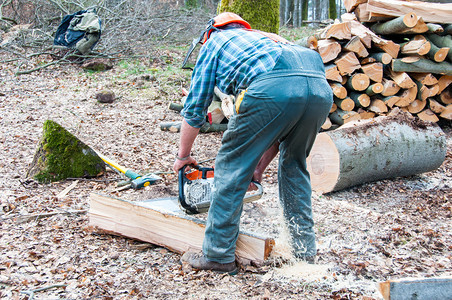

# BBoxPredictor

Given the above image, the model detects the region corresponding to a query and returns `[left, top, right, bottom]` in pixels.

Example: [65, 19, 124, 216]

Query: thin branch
[15, 58, 68, 75]
[21, 284, 68, 300]
[15, 209, 87, 223]
[47, 0, 69, 15]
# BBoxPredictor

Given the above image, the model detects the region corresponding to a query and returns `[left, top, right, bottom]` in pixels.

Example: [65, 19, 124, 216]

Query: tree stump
[27, 120, 105, 183]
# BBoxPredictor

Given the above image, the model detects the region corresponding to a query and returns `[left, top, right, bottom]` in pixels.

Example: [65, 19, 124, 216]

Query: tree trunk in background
[329, 0, 337, 20]
[293, 0, 301, 27]
[280, 0, 294, 26]
[218, 0, 280, 33]
[302, 0, 309, 23]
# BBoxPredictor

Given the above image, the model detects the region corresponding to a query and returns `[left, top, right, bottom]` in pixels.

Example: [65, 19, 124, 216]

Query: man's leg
[278, 77, 333, 260]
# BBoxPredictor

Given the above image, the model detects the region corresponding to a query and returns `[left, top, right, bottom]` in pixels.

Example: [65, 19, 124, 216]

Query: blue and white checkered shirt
[181, 28, 283, 128]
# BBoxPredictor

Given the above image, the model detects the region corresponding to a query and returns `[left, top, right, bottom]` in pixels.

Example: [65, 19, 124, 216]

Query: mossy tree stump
[27, 120, 105, 183]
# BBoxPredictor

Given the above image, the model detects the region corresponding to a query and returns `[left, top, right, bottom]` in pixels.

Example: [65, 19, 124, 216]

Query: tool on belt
[178, 164, 263, 214]
[95, 151, 162, 189]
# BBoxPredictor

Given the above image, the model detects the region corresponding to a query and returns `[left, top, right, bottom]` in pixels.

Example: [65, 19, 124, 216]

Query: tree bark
[392, 58, 452, 75]
[306, 112, 447, 194]
[371, 13, 417, 35]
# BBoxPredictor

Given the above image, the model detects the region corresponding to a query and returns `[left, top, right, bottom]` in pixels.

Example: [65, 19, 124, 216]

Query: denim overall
[203, 44, 333, 263]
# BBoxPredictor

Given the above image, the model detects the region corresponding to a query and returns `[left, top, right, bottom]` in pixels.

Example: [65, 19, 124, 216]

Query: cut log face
[386, 69, 416, 89]
[361, 62, 383, 82]
[382, 95, 400, 108]
[346, 73, 370, 91]
[381, 78, 401, 96]
[366, 82, 384, 95]
[350, 92, 371, 108]
[369, 52, 392, 65]
[307, 112, 447, 194]
[369, 98, 389, 113]
[321, 117, 333, 130]
[411, 73, 439, 86]
[429, 98, 446, 114]
[418, 108, 440, 122]
[395, 86, 417, 107]
[407, 99, 427, 114]
[437, 75, 452, 93]
[439, 86, 452, 104]
[400, 37, 431, 56]
[319, 22, 352, 40]
[343, 36, 369, 57]
[344, 0, 368, 12]
[330, 109, 361, 125]
[334, 97, 355, 111]
[294, 35, 318, 50]
[330, 82, 348, 99]
[335, 52, 361, 75]
[318, 39, 342, 63]
[325, 64, 343, 82]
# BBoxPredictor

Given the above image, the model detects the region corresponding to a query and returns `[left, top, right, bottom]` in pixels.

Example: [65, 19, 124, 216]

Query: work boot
[181, 251, 238, 275]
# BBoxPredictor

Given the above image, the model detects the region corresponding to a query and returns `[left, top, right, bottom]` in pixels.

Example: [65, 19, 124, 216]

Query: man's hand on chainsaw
[173, 155, 197, 173]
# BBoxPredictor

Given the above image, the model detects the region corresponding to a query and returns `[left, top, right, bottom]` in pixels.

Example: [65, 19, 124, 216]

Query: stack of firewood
[297, 0, 452, 129]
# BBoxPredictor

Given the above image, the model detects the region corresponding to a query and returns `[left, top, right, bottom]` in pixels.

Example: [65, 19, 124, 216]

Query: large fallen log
[306, 111, 447, 194]
[89, 194, 274, 263]
[378, 276, 452, 300]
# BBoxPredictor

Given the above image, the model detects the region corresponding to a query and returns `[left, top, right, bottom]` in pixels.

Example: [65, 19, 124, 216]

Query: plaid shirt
[181, 28, 283, 128]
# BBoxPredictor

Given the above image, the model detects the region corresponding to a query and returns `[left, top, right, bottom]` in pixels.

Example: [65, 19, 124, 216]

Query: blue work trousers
[203, 45, 333, 263]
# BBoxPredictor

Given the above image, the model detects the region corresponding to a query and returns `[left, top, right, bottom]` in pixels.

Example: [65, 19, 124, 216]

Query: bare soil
[0, 51, 451, 299]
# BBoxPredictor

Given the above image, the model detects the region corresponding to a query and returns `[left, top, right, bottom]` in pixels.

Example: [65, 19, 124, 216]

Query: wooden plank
[344, 0, 367, 12]
[367, 0, 452, 24]
[378, 276, 452, 300]
[89, 194, 274, 263]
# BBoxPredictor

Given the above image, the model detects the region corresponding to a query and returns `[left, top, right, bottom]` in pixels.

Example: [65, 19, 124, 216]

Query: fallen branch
[15, 209, 87, 224]
[21, 284, 67, 300]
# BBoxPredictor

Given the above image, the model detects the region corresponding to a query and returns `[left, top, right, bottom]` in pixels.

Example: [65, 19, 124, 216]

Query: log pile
[309, 0, 452, 129]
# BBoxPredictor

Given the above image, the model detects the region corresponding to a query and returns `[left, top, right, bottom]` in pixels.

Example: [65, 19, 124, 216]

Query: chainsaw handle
[178, 165, 199, 214]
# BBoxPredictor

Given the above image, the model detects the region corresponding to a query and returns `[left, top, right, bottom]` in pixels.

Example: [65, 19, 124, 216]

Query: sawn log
[89, 194, 274, 263]
[306, 111, 446, 194]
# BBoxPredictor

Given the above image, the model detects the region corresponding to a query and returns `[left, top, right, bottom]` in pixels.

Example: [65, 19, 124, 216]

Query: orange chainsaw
[178, 164, 263, 214]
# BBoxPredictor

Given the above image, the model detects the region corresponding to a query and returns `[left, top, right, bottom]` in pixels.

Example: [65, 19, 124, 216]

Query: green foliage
[185, 0, 198, 9]
[217, 0, 280, 34]
[32, 120, 105, 183]
[279, 26, 319, 42]
[117, 60, 158, 77]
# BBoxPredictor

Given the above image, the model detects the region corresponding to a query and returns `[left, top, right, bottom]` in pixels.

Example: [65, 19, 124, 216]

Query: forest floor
[0, 45, 451, 300]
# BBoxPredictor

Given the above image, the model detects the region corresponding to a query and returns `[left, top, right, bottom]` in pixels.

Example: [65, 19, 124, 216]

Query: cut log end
[434, 48, 450, 63]
[403, 12, 418, 28]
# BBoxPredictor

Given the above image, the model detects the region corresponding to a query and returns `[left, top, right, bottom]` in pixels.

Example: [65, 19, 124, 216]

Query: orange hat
[203, 12, 251, 43]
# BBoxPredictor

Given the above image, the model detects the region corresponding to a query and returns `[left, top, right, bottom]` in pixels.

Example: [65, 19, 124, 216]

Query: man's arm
[173, 119, 200, 172]
[253, 142, 280, 183]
